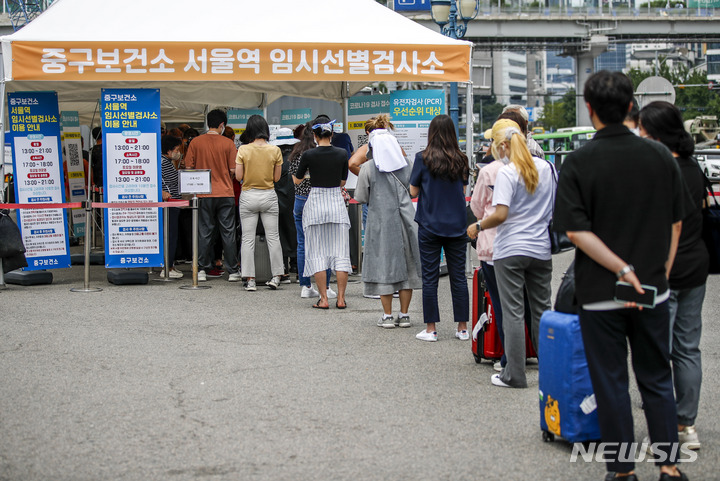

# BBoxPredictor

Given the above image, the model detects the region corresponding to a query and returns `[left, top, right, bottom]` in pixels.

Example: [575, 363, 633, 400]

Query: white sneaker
[266, 276, 281, 290]
[300, 285, 319, 298]
[455, 330, 470, 341]
[160, 268, 183, 279]
[228, 272, 242, 282]
[396, 315, 411, 328]
[678, 425, 701, 450]
[416, 330, 438, 342]
[245, 279, 257, 291]
[377, 315, 395, 329]
[493, 361, 503, 372]
[491, 374, 511, 388]
[363, 293, 381, 299]
[326, 287, 337, 299]
[197, 270, 207, 282]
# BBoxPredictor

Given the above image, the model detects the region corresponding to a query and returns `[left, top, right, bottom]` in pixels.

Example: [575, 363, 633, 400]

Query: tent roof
[0, 0, 471, 123]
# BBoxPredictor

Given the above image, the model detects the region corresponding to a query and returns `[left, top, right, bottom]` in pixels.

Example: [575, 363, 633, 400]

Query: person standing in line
[293, 115, 350, 309]
[353, 115, 421, 328]
[160, 135, 184, 279]
[554, 71, 689, 481]
[183, 109, 241, 282]
[639, 101, 708, 451]
[288, 123, 335, 300]
[467, 119, 554, 388]
[235, 114, 286, 291]
[409, 114, 470, 342]
[270, 128, 299, 283]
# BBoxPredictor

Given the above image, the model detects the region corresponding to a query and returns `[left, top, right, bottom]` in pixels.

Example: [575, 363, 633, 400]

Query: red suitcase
[471, 267, 537, 364]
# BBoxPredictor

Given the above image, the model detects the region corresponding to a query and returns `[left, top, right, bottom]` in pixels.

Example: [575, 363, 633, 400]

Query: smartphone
[614, 281, 657, 308]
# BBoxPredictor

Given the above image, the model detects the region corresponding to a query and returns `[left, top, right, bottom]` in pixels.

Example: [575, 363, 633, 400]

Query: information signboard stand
[70, 201, 102, 292]
[178, 170, 211, 290]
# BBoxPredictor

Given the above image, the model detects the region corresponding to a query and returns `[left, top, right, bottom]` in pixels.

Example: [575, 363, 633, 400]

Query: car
[698, 154, 720, 182]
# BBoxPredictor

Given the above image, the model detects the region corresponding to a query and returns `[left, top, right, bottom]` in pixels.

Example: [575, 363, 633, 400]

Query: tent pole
[0, 58, 8, 289]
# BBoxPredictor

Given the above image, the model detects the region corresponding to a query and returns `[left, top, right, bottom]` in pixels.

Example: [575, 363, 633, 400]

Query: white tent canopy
[0, 0, 472, 123]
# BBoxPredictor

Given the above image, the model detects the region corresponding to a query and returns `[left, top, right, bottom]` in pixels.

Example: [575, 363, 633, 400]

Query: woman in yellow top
[235, 114, 285, 291]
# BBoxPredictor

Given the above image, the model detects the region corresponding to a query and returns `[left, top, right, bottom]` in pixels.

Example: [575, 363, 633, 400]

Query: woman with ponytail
[639, 101, 707, 450]
[409, 114, 470, 342]
[467, 118, 554, 388]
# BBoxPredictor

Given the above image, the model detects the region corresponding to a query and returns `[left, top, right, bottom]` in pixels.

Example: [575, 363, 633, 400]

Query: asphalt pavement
[1, 249, 718, 481]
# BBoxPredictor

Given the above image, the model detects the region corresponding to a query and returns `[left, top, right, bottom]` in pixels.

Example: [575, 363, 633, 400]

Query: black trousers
[580, 303, 679, 473]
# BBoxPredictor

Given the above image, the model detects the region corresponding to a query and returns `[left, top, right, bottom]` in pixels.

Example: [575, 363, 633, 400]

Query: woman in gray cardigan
[353, 116, 422, 328]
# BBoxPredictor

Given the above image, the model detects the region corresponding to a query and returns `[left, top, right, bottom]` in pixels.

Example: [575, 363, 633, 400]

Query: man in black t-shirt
[554, 71, 689, 481]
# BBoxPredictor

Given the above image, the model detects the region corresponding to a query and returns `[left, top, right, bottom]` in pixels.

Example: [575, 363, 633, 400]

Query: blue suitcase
[538, 310, 601, 444]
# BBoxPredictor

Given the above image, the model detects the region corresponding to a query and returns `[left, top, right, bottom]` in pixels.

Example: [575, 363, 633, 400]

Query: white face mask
[500, 155, 511, 165]
[630, 127, 640, 136]
[170, 150, 182, 161]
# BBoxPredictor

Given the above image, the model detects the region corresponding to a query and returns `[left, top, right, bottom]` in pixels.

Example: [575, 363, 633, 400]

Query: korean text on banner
[227, 109, 262, 148]
[346, 94, 391, 189]
[101, 88, 163, 268]
[11, 42, 471, 83]
[280, 108, 312, 128]
[390, 89, 445, 161]
[8, 91, 71, 270]
[61, 110, 86, 237]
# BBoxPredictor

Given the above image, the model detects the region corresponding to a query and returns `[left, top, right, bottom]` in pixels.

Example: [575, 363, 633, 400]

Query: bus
[533, 127, 596, 168]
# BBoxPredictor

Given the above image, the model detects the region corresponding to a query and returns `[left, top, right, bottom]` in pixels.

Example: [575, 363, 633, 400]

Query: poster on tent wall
[227, 109, 262, 148]
[346, 94, 390, 190]
[389, 90, 445, 161]
[8, 91, 71, 270]
[100, 88, 163, 269]
[61, 111, 86, 237]
[280, 109, 312, 128]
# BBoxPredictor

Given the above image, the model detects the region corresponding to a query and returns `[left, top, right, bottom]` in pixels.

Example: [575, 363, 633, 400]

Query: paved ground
[1, 250, 718, 481]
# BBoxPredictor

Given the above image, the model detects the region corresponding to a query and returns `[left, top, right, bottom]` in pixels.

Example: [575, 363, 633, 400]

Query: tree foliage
[626, 63, 720, 120]
[537, 89, 577, 130]
[474, 95, 505, 133]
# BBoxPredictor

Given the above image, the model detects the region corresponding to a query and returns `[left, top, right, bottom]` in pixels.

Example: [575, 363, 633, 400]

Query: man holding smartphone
[554, 71, 690, 481]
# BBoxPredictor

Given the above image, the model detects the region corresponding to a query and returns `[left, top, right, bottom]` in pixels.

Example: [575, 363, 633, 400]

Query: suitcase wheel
[473, 353, 482, 364]
[542, 430, 555, 443]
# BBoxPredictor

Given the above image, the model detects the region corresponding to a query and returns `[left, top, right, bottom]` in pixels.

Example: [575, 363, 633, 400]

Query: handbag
[0, 211, 26, 258]
[554, 260, 578, 314]
[700, 167, 720, 274]
[545, 160, 574, 255]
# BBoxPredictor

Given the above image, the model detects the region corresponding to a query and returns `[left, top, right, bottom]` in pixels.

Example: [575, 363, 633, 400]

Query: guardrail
[476, 4, 715, 18]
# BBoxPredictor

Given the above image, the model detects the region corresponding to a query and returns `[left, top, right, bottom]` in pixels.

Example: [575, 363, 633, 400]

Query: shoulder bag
[545, 160, 574, 254]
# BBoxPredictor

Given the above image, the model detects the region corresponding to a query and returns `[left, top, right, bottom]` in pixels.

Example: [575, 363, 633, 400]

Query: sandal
[336, 301, 347, 310]
[312, 299, 329, 310]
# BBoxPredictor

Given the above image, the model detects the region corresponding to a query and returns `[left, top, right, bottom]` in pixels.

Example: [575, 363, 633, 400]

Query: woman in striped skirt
[292, 115, 351, 309]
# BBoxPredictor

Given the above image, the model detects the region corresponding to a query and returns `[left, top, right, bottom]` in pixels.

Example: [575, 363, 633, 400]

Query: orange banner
[11, 41, 471, 82]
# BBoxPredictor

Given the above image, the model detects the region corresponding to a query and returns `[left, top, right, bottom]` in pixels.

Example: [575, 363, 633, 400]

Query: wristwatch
[476, 221, 483, 233]
[616, 264, 634, 279]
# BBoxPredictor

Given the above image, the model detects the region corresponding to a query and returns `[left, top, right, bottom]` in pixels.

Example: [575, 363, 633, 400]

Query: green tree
[538, 89, 576, 130]
[474, 95, 504, 133]
[626, 64, 720, 120]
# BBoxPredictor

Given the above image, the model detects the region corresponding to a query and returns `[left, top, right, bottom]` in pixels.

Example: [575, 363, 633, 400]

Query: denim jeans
[293, 195, 331, 288]
[417, 225, 469, 325]
[668, 284, 706, 426]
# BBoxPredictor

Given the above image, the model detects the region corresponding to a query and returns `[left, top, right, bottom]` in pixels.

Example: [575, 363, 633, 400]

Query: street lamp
[430, 0, 479, 138]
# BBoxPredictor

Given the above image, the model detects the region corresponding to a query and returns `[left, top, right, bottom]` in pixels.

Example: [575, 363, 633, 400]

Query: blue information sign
[394, 0, 431, 11]
[100, 89, 164, 268]
[8, 91, 71, 270]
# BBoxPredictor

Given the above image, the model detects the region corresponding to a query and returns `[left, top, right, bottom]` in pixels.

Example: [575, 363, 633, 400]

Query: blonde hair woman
[468, 118, 554, 388]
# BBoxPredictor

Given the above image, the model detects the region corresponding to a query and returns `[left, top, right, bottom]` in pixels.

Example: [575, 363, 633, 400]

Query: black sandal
[336, 301, 347, 310]
[312, 299, 329, 310]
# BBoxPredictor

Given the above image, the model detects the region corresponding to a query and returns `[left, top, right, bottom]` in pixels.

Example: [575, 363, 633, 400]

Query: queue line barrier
[0, 199, 191, 292]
